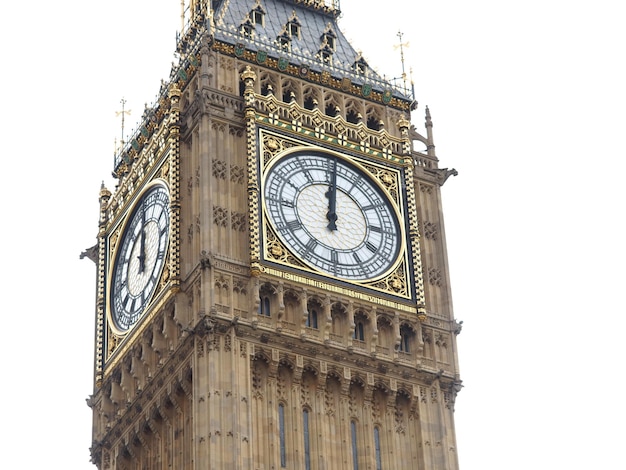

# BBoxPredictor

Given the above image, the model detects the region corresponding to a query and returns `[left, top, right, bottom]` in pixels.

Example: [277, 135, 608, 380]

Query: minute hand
[325, 157, 338, 231]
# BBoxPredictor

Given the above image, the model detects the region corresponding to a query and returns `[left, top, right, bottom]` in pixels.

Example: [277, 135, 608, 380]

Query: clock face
[263, 151, 401, 281]
[110, 183, 170, 332]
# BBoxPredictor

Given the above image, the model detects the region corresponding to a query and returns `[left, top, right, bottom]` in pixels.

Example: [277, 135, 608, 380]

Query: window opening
[353, 321, 364, 341]
[306, 308, 318, 329]
[367, 115, 382, 131]
[321, 24, 337, 51]
[346, 109, 361, 124]
[351, 420, 359, 470]
[304, 96, 317, 110]
[279, 404, 286, 467]
[288, 22, 300, 38]
[258, 296, 271, 316]
[252, 10, 264, 25]
[303, 409, 311, 470]
[374, 427, 382, 470]
[325, 103, 339, 117]
[399, 325, 412, 352]
[286, 11, 301, 39]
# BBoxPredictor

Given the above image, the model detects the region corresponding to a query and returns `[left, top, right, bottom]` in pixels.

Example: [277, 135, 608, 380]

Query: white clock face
[264, 152, 401, 281]
[110, 183, 170, 332]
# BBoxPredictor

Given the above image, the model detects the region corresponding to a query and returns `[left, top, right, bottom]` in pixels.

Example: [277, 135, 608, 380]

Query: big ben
[87, 1, 463, 468]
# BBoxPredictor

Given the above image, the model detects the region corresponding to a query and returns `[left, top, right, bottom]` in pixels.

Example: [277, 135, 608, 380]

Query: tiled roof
[212, 0, 409, 99]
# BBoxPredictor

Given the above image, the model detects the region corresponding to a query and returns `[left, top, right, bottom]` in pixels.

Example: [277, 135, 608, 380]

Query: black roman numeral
[304, 238, 318, 254]
[286, 220, 301, 231]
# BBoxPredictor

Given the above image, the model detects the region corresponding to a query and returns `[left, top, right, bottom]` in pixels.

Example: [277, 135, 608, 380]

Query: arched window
[303, 409, 311, 469]
[351, 420, 359, 470]
[346, 109, 361, 124]
[303, 95, 317, 110]
[325, 103, 339, 117]
[279, 403, 286, 467]
[367, 115, 382, 131]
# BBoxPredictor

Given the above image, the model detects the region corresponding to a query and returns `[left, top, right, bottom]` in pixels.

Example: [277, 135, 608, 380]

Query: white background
[1, 0, 624, 468]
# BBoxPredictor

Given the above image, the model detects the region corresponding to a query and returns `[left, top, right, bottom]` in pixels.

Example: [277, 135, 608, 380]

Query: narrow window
[288, 22, 300, 38]
[353, 321, 364, 341]
[324, 34, 336, 50]
[399, 325, 411, 352]
[351, 420, 359, 470]
[321, 26, 337, 51]
[306, 309, 318, 329]
[279, 404, 286, 467]
[303, 409, 311, 470]
[252, 10, 264, 26]
[258, 296, 270, 316]
[374, 427, 382, 470]
[400, 332, 409, 352]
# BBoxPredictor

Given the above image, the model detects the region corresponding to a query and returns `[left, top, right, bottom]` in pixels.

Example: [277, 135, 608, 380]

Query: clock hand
[325, 157, 338, 231]
[138, 202, 146, 273]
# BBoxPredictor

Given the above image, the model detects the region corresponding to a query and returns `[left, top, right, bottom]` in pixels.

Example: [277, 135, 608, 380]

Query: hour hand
[138, 230, 146, 272]
[137, 206, 146, 272]
[326, 198, 337, 230]
[326, 157, 338, 231]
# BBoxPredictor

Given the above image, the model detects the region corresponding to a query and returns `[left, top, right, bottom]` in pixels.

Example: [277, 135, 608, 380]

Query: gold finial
[240, 65, 257, 84]
[99, 181, 111, 202]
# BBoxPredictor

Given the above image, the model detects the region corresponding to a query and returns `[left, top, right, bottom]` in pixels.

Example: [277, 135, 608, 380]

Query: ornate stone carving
[230, 164, 245, 184]
[423, 221, 439, 240]
[428, 267, 442, 287]
[213, 205, 228, 227]
[231, 212, 247, 232]
[212, 159, 227, 179]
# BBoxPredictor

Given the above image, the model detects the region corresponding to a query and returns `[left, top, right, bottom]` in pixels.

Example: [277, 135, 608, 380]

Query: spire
[425, 106, 436, 158]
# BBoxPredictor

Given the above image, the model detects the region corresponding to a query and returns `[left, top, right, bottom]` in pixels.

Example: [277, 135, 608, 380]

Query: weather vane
[393, 31, 411, 98]
[115, 98, 132, 150]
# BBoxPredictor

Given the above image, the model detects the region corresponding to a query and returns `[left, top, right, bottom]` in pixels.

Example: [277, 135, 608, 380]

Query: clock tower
[87, 1, 463, 469]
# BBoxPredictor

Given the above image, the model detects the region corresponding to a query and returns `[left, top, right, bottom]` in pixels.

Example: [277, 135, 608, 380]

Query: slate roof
[211, 0, 410, 100]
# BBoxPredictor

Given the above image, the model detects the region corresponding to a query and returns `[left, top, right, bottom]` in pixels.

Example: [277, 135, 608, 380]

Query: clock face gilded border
[258, 129, 415, 301]
[106, 180, 171, 336]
